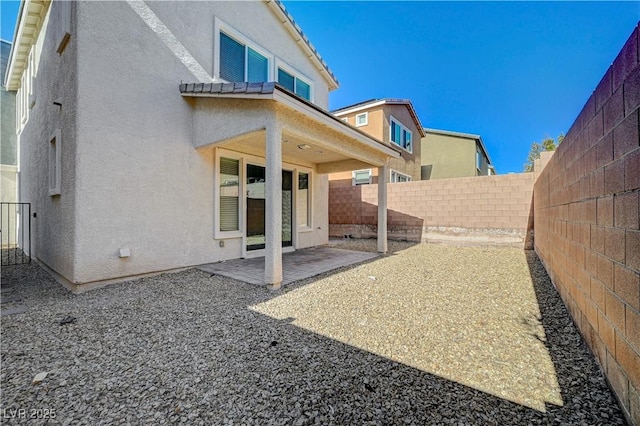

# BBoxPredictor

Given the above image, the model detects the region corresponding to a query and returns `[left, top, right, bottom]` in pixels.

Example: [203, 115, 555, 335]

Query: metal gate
[1, 202, 31, 266]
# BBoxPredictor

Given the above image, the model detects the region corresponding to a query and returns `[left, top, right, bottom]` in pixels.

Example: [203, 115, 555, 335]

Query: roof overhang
[264, 0, 339, 91]
[4, 0, 50, 90]
[181, 82, 400, 169]
[333, 98, 426, 137]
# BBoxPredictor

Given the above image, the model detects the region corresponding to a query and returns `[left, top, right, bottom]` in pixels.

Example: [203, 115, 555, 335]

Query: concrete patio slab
[198, 246, 378, 286]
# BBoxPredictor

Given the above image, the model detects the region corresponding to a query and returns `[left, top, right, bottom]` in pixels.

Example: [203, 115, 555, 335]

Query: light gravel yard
[0, 241, 625, 425]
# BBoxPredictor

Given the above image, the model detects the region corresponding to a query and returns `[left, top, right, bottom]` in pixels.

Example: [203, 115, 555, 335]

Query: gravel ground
[1, 241, 625, 425]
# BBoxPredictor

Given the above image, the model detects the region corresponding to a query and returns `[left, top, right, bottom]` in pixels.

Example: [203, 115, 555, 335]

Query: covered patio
[197, 245, 378, 286]
[180, 82, 399, 289]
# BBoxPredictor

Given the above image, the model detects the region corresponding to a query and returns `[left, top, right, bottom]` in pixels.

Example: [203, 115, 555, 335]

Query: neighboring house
[1, 39, 18, 250]
[4, 0, 398, 290]
[421, 128, 495, 180]
[329, 99, 425, 187]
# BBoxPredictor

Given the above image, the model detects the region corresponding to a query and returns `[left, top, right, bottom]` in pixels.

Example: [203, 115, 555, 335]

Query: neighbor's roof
[332, 98, 426, 137]
[180, 81, 401, 158]
[5, 0, 340, 91]
[425, 128, 493, 166]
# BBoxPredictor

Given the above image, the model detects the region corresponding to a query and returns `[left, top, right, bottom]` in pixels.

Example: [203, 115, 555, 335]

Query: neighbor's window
[390, 170, 412, 183]
[355, 112, 368, 127]
[297, 172, 310, 227]
[353, 169, 372, 186]
[49, 129, 62, 196]
[219, 157, 240, 232]
[220, 32, 268, 83]
[277, 68, 311, 101]
[390, 117, 412, 153]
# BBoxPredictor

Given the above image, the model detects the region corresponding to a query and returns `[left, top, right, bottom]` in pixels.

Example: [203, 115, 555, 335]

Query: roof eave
[4, 0, 50, 91]
[264, 0, 339, 91]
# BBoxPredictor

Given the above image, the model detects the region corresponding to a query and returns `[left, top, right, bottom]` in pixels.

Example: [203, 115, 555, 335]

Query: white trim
[48, 129, 61, 196]
[275, 58, 314, 102]
[295, 167, 313, 232]
[389, 115, 412, 154]
[214, 17, 274, 83]
[333, 100, 386, 117]
[355, 112, 368, 127]
[352, 169, 372, 186]
[215, 148, 316, 257]
[214, 148, 244, 240]
[390, 169, 411, 183]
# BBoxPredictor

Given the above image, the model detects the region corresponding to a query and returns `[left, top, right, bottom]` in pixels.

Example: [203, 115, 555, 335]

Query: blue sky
[2, 1, 638, 173]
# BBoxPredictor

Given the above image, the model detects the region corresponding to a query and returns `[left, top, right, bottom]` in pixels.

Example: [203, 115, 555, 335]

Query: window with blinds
[277, 68, 311, 101]
[219, 157, 239, 232]
[220, 32, 268, 83]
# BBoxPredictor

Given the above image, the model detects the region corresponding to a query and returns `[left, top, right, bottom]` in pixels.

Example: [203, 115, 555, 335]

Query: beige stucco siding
[330, 104, 420, 184]
[382, 105, 421, 181]
[421, 133, 476, 179]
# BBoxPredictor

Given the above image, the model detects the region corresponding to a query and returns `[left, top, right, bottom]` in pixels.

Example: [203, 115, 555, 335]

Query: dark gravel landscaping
[0, 242, 626, 425]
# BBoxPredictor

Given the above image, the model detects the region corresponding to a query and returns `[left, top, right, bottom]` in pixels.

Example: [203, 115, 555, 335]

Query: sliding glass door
[246, 164, 293, 251]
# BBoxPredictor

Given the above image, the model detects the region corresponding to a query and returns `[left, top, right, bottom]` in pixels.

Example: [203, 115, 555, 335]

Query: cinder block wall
[534, 25, 640, 424]
[329, 172, 535, 247]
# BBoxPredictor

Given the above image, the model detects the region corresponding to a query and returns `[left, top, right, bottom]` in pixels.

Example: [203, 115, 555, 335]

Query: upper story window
[355, 112, 368, 127]
[390, 116, 412, 153]
[277, 67, 312, 101]
[220, 32, 268, 83]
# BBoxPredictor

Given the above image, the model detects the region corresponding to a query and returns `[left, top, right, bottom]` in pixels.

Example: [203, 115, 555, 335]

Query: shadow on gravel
[0, 254, 627, 425]
[524, 250, 625, 423]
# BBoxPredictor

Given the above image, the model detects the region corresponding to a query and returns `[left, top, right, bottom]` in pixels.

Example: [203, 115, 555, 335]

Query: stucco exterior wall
[421, 132, 476, 180]
[17, 1, 79, 278]
[65, 1, 333, 285]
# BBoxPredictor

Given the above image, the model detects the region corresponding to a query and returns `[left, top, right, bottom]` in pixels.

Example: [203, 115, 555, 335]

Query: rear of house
[5, 0, 397, 290]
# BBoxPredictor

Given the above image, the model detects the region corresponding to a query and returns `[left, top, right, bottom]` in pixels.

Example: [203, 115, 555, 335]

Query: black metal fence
[1, 202, 31, 266]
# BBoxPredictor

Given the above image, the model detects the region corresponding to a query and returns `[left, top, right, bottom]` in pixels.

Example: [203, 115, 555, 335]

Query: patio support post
[377, 164, 388, 253]
[265, 122, 283, 289]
